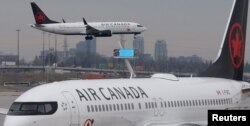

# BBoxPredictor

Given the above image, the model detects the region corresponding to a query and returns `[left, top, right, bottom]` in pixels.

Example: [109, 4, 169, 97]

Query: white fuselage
[31, 22, 146, 35]
[3, 76, 250, 126]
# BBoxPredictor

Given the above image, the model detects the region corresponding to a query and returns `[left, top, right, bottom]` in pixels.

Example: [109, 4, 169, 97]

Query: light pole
[46, 33, 51, 83]
[16, 29, 20, 67]
[48, 33, 51, 66]
[54, 34, 57, 68]
[42, 32, 45, 83]
[42, 32, 45, 69]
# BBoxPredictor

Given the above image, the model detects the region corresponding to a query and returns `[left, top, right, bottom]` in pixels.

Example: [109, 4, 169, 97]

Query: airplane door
[62, 91, 80, 126]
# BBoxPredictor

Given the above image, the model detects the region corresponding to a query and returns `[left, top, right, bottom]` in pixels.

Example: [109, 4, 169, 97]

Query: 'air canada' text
[76, 86, 148, 101]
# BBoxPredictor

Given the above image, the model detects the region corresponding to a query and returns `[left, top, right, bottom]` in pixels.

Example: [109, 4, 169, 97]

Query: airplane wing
[0, 108, 8, 115]
[242, 83, 250, 94]
[82, 18, 100, 34]
[242, 88, 250, 94]
[85, 25, 100, 34]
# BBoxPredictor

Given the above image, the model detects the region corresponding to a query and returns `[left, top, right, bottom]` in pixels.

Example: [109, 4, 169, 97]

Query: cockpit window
[8, 102, 57, 115]
[137, 25, 143, 27]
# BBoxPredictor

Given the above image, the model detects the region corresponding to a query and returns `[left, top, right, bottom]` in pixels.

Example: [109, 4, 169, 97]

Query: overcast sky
[1, 0, 250, 62]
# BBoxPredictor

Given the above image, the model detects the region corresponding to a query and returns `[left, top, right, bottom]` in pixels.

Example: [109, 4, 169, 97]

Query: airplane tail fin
[30, 2, 59, 24]
[199, 0, 248, 81]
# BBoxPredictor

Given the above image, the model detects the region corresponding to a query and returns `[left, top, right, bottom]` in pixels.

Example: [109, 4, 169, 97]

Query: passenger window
[121, 104, 124, 110]
[87, 106, 90, 112]
[174, 101, 177, 107]
[151, 102, 154, 108]
[99, 105, 102, 112]
[113, 104, 116, 111]
[106, 105, 109, 111]
[128, 103, 131, 110]
[117, 104, 120, 111]
[102, 105, 105, 112]
[148, 102, 151, 109]
[125, 104, 127, 110]
[95, 105, 98, 112]
[224, 99, 227, 104]
[186, 100, 188, 106]
[109, 104, 112, 111]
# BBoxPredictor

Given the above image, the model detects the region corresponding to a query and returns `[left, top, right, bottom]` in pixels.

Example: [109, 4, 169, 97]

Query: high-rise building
[63, 36, 68, 58]
[0, 55, 18, 65]
[154, 40, 167, 61]
[76, 37, 96, 54]
[133, 36, 144, 55]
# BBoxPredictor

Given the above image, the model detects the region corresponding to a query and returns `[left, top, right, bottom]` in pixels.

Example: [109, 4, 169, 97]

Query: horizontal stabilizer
[242, 84, 250, 94]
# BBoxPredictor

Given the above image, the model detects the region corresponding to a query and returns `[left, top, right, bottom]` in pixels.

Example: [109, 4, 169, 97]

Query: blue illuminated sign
[119, 49, 134, 57]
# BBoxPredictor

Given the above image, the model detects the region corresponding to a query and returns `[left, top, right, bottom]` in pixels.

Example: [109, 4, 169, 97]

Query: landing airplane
[30, 2, 147, 40]
[1, 0, 250, 126]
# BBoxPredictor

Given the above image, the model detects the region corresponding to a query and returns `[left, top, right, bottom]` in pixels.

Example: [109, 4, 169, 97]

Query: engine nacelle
[94, 30, 112, 37]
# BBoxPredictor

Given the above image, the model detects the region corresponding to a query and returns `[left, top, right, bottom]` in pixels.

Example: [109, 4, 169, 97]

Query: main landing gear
[85, 35, 93, 40]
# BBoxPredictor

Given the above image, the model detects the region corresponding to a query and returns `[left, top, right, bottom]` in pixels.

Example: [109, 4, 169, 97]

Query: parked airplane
[30, 2, 147, 40]
[1, 0, 250, 126]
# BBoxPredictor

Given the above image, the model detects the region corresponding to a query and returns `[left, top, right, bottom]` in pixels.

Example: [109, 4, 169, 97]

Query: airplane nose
[143, 27, 147, 31]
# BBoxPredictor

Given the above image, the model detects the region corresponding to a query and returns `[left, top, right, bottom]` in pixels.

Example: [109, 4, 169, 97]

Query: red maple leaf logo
[84, 119, 93, 126]
[35, 12, 46, 23]
[231, 31, 242, 58]
[229, 22, 244, 69]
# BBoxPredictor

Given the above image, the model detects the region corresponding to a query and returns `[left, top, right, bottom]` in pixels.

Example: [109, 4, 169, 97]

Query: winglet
[62, 18, 66, 23]
[83, 18, 88, 25]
